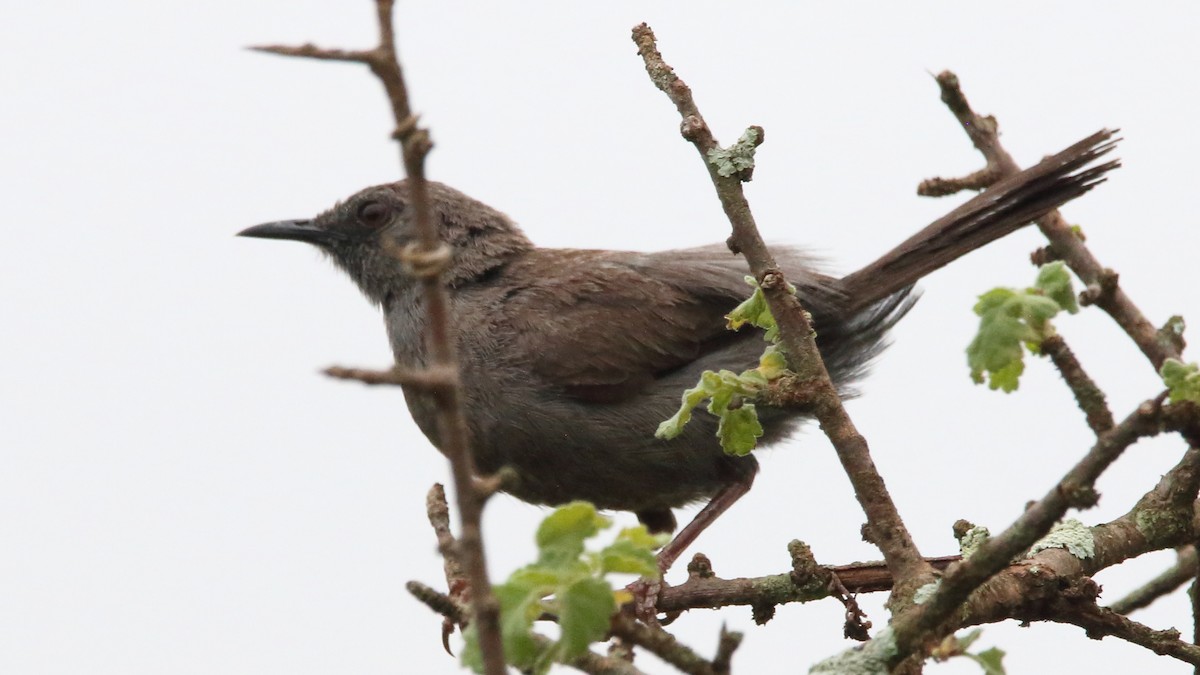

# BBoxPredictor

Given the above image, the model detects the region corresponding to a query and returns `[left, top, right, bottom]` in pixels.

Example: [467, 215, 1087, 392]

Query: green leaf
[716, 403, 764, 456]
[536, 502, 610, 568]
[656, 365, 774, 455]
[966, 268, 1071, 392]
[460, 629, 483, 673]
[966, 646, 1007, 675]
[461, 579, 545, 673]
[1161, 359, 1200, 404]
[507, 565, 571, 592]
[655, 381, 711, 440]
[707, 373, 737, 415]
[615, 524, 668, 551]
[556, 577, 616, 662]
[726, 276, 776, 338]
[596, 526, 666, 577]
[469, 504, 662, 673]
[660, 279, 796, 455]
[496, 581, 545, 670]
[757, 345, 788, 379]
[1033, 261, 1078, 314]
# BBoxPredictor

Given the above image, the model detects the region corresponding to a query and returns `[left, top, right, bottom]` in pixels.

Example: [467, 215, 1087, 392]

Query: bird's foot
[441, 578, 471, 654]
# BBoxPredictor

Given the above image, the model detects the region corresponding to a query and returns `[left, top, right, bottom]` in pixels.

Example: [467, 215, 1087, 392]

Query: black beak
[237, 219, 344, 244]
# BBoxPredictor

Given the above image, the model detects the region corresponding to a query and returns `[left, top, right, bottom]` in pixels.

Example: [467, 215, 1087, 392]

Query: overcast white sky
[4, 2, 1200, 673]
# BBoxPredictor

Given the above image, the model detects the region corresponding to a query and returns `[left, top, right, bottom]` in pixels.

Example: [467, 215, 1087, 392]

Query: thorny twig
[926, 70, 1178, 370]
[253, 2, 506, 672]
[631, 21, 934, 601]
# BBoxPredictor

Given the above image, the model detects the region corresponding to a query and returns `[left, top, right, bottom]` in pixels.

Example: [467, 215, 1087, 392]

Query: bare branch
[656, 552, 959, 615]
[529, 634, 648, 675]
[927, 70, 1177, 370]
[630, 21, 932, 592]
[250, 43, 376, 64]
[917, 165, 1001, 197]
[255, 2, 503, 672]
[711, 626, 743, 675]
[610, 614, 725, 675]
[323, 364, 456, 391]
[1046, 579, 1200, 667]
[1109, 547, 1199, 615]
[891, 397, 1164, 660]
[1039, 335, 1115, 435]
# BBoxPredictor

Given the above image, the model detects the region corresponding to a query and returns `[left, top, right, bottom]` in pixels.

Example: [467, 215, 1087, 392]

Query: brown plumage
[240, 129, 1118, 564]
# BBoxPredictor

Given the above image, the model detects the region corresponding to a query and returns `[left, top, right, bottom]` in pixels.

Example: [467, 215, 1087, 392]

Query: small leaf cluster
[657, 277, 791, 456]
[1161, 358, 1200, 404]
[967, 262, 1078, 392]
[462, 502, 666, 674]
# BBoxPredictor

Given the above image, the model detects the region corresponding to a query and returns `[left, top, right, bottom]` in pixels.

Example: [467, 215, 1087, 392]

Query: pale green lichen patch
[959, 526, 991, 559]
[1134, 509, 1156, 539]
[1134, 507, 1189, 542]
[1026, 518, 1094, 559]
[707, 127, 759, 177]
[912, 580, 941, 605]
[810, 626, 897, 674]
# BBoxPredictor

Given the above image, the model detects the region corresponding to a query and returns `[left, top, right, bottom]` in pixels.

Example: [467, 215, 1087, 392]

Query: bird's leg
[630, 472, 756, 622]
[658, 472, 755, 572]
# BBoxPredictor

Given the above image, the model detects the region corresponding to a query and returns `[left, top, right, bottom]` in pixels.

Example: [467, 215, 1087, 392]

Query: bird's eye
[357, 201, 389, 227]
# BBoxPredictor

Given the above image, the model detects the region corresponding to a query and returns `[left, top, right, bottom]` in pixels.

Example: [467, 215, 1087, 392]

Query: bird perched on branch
[240, 129, 1118, 570]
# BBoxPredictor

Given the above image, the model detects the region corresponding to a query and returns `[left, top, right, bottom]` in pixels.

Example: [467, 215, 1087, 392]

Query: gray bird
[240, 129, 1118, 568]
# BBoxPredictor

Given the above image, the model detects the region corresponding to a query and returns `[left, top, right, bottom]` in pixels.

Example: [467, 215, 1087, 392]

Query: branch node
[686, 552, 716, 580]
[829, 571, 872, 641]
[951, 519, 977, 541]
[399, 241, 453, 278]
[1030, 245, 1063, 266]
[1158, 315, 1188, 355]
[917, 166, 1001, 197]
[680, 115, 706, 141]
[758, 269, 787, 290]
[1061, 482, 1101, 509]
[751, 601, 775, 626]
[788, 539, 821, 584]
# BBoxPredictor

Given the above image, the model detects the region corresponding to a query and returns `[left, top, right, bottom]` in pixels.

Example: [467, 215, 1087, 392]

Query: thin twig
[890, 397, 1164, 661]
[1193, 566, 1200, 675]
[323, 364, 456, 390]
[1109, 546, 1200, 615]
[927, 70, 1176, 370]
[656, 556, 961, 615]
[711, 626, 743, 675]
[253, 3, 504, 672]
[1039, 335, 1115, 435]
[917, 166, 1001, 197]
[610, 614, 724, 675]
[1048, 581, 1200, 667]
[919, 446, 1200, 634]
[529, 633, 648, 675]
[630, 21, 932, 593]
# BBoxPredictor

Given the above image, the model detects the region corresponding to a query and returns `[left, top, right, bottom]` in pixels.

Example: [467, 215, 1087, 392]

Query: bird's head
[239, 180, 534, 304]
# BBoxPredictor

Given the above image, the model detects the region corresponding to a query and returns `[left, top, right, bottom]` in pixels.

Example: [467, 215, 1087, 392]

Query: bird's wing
[497, 246, 822, 403]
